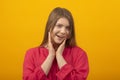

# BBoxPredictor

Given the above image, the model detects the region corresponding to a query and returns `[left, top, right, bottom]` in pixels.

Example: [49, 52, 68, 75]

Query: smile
[56, 35, 65, 39]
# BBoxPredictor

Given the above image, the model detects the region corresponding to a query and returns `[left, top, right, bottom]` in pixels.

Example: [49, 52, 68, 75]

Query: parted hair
[40, 7, 76, 47]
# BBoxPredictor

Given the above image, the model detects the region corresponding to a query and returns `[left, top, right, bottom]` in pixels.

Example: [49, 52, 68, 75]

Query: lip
[56, 35, 65, 38]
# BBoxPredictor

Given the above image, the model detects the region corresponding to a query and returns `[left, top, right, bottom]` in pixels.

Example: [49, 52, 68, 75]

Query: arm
[23, 49, 48, 80]
[41, 53, 55, 75]
[56, 54, 67, 69]
[41, 32, 56, 75]
[56, 39, 67, 69]
[56, 48, 89, 80]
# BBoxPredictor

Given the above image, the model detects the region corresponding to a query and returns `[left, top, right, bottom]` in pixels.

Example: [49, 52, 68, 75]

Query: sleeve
[23, 49, 49, 80]
[56, 48, 89, 80]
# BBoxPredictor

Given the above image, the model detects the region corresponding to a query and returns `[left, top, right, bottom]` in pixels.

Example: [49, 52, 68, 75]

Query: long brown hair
[40, 7, 76, 47]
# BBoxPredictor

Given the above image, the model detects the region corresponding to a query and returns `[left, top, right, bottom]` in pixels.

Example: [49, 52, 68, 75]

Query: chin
[55, 40, 63, 44]
[56, 42, 62, 45]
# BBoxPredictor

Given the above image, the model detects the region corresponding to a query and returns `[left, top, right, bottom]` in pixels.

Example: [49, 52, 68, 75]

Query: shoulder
[24, 47, 38, 58]
[67, 46, 86, 52]
[25, 46, 46, 57]
[66, 46, 87, 56]
[26, 47, 39, 54]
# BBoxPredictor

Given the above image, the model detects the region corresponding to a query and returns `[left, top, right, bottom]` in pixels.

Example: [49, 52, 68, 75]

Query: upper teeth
[57, 35, 63, 38]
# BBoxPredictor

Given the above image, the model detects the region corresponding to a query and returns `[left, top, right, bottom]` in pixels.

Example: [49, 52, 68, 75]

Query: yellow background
[0, 0, 120, 80]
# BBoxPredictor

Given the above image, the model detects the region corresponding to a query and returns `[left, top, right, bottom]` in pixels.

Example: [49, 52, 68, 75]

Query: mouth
[56, 34, 65, 39]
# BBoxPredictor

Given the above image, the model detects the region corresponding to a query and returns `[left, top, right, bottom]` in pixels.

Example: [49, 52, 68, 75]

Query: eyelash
[56, 25, 70, 30]
[66, 27, 70, 30]
[56, 25, 62, 28]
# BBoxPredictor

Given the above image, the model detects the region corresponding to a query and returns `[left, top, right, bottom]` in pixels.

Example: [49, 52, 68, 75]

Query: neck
[53, 43, 60, 51]
[44, 42, 60, 51]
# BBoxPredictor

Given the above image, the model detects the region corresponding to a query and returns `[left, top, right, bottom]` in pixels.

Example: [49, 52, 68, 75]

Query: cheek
[66, 31, 70, 38]
[51, 31, 57, 40]
[51, 33, 55, 43]
[52, 28, 58, 34]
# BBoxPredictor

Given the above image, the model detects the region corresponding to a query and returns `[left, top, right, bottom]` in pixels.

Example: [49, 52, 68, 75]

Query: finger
[49, 28, 52, 33]
[61, 39, 66, 46]
[63, 39, 66, 43]
[48, 32, 50, 43]
[48, 32, 52, 46]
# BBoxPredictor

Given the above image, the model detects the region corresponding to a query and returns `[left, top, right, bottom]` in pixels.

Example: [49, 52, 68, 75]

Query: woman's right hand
[48, 32, 55, 56]
[41, 32, 55, 75]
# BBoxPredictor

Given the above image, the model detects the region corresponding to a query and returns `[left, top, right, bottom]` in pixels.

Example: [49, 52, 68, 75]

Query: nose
[60, 27, 66, 34]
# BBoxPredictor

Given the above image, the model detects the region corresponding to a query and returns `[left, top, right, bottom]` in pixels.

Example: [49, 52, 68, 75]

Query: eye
[66, 26, 70, 30]
[56, 24, 63, 28]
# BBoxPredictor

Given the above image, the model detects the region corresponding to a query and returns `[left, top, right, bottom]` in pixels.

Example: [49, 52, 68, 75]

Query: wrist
[56, 53, 62, 57]
[56, 53, 63, 60]
[48, 53, 55, 57]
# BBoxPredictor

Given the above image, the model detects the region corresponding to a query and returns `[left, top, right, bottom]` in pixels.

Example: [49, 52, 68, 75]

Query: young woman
[23, 7, 89, 80]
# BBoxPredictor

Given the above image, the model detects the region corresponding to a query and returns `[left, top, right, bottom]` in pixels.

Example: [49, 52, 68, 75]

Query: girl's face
[51, 17, 70, 45]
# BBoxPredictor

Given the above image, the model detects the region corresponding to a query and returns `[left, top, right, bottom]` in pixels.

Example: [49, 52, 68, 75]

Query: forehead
[56, 17, 70, 26]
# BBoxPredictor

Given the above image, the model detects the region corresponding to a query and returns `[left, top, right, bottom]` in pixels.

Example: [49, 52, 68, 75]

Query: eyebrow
[56, 23, 70, 27]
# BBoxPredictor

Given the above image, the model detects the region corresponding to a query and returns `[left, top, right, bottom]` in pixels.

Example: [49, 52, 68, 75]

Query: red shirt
[23, 46, 89, 80]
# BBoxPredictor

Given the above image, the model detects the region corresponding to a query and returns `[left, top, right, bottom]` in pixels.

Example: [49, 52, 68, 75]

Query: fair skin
[41, 17, 70, 75]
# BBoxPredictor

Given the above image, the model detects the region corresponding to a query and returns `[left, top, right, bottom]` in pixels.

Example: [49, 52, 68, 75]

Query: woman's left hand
[56, 39, 67, 69]
[56, 39, 66, 55]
